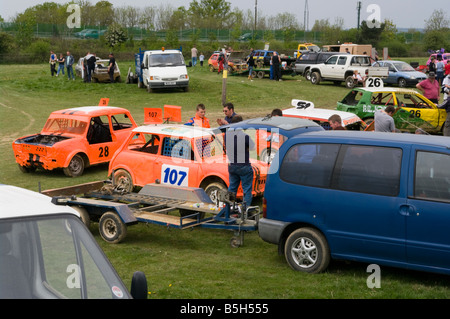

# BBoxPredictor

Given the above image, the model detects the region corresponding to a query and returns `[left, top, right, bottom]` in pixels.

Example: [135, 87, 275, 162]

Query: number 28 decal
[161, 164, 189, 186]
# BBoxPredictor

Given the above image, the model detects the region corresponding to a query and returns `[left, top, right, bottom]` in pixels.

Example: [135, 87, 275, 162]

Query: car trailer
[44, 181, 260, 248]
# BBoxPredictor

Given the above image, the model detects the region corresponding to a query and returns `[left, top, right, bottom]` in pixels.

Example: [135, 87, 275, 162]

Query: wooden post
[221, 69, 228, 105]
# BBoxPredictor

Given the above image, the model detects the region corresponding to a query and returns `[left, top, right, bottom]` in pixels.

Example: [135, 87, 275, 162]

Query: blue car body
[373, 60, 427, 87]
[260, 130, 450, 275]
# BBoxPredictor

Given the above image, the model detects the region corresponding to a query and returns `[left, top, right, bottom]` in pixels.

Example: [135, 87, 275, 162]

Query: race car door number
[161, 164, 189, 186]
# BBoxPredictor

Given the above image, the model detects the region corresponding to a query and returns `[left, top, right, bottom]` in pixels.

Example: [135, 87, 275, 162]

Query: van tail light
[262, 197, 267, 218]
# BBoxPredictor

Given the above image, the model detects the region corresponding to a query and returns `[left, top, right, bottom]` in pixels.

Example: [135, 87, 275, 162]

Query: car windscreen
[149, 53, 185, 67]
[42, 118, 88, 135]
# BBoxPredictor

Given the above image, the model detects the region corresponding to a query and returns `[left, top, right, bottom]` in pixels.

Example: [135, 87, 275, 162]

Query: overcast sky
[1, 0, 446, 30]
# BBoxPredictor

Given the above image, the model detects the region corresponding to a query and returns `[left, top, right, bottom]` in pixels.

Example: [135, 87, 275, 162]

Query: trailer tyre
[99, 211, 127, 244]
[72, 206, 90, 228]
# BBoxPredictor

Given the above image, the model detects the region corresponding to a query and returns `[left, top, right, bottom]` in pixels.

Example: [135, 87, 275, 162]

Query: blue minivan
[259, 131, 450, 275]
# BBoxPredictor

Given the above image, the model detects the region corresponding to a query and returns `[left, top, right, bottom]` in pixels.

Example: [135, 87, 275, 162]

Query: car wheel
[304, 70, 311, 81]
[113, 169, 134, 193]
[310, 72, 321, 85]
[63, 154, 85, 177]
[209, 65, 215, 72]
[205, 182, 227, 205]
[260, 148, 277, 163]
[398, 78, 407, 88]
[285, 228, 330, 273]
[345, 76, 355, 89]
[99, 211, 127, 244]
[18, 164, 36, 173]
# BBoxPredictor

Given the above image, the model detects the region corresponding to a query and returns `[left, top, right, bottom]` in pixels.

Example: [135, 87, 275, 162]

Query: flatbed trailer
[45, 181, 259, 247]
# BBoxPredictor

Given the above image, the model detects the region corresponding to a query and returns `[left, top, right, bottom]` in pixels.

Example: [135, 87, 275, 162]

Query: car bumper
[258, 218, 289, 245]
[148, 80, 189, 89]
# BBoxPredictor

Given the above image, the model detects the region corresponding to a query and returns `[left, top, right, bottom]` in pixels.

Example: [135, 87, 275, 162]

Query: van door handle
[399, 204, 415, 216]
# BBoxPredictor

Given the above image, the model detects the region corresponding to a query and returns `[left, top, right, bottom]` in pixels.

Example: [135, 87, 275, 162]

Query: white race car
[282, 99, 367, 130]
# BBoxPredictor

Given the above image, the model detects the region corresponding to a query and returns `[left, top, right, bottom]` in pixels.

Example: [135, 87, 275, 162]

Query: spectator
[107, 53, 116, 83]
[328, 114, 345, 130]
[374, 105, 396, 132]
[271, 52, 281, 81]
[353, 70, 365, 86]
[49, 51, 57, 76]
[247, 49, 255, 80]
[271, 109, 283, 117]
[199, 53, 204, 67]
[218, 52, 225, 74]
[442, 73, 450, 101]
[428, 56, 436, 74]
[416, 72, 440, 103]
[56, 53, 65, 77]
[184, 103, 210, 128]
[225, 115, 255, 208]
[65, 51, 75, 80]
[445, 60, 450, 76]
[85, 52, 96, 83]
[217, 102, 237, 126]
[436, 55, 445, 86]
[191, 45, 198, 67]
[437, 96, 450, 136]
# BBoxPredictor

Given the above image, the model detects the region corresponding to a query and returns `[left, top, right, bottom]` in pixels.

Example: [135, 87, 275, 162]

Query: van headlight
[180, 74, 189, 80]
[150, 75, 161, 81]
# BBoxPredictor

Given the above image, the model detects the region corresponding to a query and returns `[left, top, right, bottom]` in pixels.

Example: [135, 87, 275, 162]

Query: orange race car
[12, 106, 138, 177]
[108, 124, 269, 202]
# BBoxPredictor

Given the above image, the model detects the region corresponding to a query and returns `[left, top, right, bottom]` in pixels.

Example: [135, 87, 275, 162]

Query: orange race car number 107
[161, 164, 189, 187]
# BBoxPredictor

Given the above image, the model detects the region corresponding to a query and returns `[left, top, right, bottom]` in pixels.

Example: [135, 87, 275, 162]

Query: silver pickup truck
[309, 54, 388, 88]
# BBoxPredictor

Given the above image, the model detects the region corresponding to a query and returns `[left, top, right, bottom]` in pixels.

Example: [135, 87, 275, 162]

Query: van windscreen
[149, 53, 185, 67]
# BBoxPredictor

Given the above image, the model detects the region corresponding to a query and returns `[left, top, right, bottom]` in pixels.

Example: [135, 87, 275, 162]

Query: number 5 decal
[161, 164, 189, 186]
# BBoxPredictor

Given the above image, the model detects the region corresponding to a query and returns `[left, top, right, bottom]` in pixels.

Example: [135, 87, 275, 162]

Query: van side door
[406, 147, 450, 273]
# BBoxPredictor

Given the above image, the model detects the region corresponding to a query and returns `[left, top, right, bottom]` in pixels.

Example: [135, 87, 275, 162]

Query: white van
[136, 49, 189, 92]
[0, 184, 147, 299]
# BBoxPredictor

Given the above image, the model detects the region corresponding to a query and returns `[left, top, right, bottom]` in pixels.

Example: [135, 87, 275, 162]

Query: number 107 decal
[161, 164, 189, 187]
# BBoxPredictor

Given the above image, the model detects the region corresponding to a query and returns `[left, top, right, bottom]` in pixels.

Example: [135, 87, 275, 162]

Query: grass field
[1, 59, 450, 299]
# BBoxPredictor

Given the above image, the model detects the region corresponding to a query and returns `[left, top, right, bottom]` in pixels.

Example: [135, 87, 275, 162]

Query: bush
[24, 39, 51, 63]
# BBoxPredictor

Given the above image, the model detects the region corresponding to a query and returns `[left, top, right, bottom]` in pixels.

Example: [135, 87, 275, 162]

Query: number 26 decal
[161, 165, 189, 186]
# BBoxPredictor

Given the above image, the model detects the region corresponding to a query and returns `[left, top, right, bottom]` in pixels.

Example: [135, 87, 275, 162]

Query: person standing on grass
[416, 72, 440, 104]
[49, 51, 57, 76]
[191, 45, 198, 67]
[108, 53, 116, 83]
[56, 53, 65, 77]
[66, 51, 75, 80]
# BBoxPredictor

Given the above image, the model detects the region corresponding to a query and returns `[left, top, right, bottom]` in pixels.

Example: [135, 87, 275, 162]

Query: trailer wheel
[72, 206, 90, 228]
[257, 71, 265, 79]
[99, 211, 127, 244]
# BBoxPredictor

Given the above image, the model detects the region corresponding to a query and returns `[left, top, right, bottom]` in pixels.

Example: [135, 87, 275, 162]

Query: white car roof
[354, 87, 420, 94]
[282, 108, 363, 126]
[133, 124, 215, 139]
[0, 185, 79, 219]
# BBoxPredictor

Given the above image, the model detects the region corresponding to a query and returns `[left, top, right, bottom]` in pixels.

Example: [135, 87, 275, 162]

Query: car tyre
[205, 182, 227, 204]
[63, 154, 85, 177]
[113, 169, 134, 193]
[310, 72, 321, 85]
[18, 164, 36, 173]
[345, 76, 355, 89]
[398, 78, 407, 88]
[304, 70, 311, 81]
[285, 228, 330, 273]
[99, 211, 127, 244]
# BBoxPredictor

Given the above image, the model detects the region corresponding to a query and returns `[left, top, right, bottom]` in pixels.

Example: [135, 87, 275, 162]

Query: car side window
[326, 56, 338, 65]
[162, 137, 193, 161]
[111, 113, 133, 131]
[414, 151, 450, 201]
[333, 145, 402, 196]
[337, 56, 347, 65]
[280, 144, 340, 188]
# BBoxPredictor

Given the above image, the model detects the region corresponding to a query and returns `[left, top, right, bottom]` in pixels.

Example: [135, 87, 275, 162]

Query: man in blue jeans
[225, 115, 255, 207]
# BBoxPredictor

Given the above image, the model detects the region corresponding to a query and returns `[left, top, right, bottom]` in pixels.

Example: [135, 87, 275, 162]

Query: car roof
[282, 107, 362, 124]
[219, 116, 324, 138]
[51, 106, 131, 117]
[291, 130, 450, 148]
[352, 87, 420, 94]
[133, 124, 215, 139]
[0, 184, 79, 220]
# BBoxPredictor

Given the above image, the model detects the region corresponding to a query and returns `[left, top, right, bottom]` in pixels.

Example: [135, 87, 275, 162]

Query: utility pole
[356, 1, 361, 29]
[304, 0, 309, 33]
[254, 0, 257, 37]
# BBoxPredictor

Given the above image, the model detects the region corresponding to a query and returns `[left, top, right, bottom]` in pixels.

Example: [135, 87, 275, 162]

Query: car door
[394, 92, 442, 131]
[321, 56, 339, 78]
[332, 56, 348, 79]
[324, 143, 408, 264]
[383, 62, 396, 84]
[86, 115, 117, 164]
[405, 147, 450, 273]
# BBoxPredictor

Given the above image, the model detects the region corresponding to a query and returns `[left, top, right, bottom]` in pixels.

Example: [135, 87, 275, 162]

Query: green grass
[1, 60, 450, 299]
